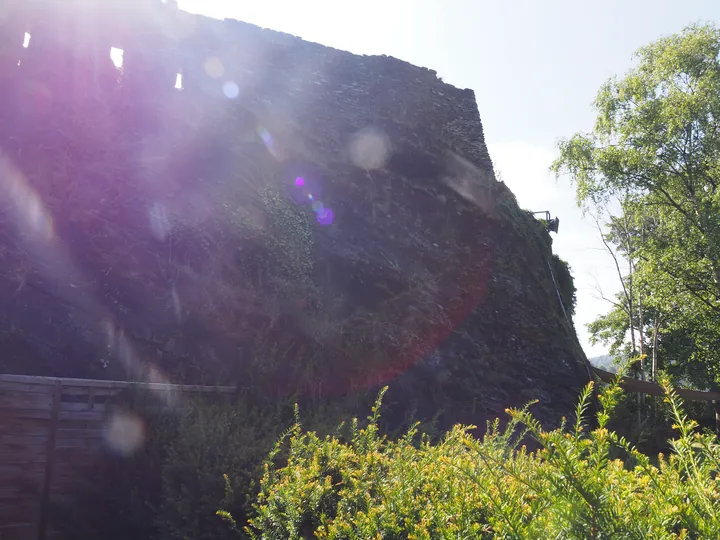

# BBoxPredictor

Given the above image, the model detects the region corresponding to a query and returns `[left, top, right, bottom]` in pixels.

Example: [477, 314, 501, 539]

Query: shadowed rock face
[0, 0, 587, 429]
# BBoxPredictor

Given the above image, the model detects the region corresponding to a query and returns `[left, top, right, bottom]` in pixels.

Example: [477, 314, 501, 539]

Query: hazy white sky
[178, 0, 720, 357]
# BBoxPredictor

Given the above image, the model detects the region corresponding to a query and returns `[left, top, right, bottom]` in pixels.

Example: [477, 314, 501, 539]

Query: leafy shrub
[550, 253, 577, 319]
[237, 375, 720, 539]
[155, 394, 290, 540]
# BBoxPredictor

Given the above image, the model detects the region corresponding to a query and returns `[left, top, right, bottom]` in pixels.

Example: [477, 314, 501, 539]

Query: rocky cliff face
[0, 0, 588, 429]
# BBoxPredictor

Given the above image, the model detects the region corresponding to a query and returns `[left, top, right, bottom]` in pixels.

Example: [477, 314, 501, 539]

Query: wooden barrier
[3, 369, 717, 538]
[592, 367, 720, 401]
[592, 367, 720, 433]
[0, 374, 235, 540]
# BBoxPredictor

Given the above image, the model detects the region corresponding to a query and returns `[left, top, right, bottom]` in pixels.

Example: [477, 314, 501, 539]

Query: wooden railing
[592, 366, 720, 432]
[0, 374, 235, 540]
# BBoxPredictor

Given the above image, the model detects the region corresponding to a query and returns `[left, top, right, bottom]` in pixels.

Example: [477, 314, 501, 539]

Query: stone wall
[2, 1, 493, 174]
[0, 0, 587, 434]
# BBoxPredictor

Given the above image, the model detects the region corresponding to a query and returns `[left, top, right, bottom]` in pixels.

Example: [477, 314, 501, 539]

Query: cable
[546, 259, 594, 382]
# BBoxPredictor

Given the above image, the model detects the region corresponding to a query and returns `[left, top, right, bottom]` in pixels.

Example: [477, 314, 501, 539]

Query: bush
[156, 394, 291, 540]
[238, 376, 720, 539]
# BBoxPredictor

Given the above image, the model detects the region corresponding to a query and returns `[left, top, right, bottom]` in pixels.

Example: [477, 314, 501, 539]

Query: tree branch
[638, 253, 720, 314]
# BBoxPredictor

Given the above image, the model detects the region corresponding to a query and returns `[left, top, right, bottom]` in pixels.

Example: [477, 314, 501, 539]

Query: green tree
[552, 23, 720, 389]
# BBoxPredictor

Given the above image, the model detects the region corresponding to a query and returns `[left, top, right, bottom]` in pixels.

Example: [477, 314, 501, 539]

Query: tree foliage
[552, 24, 720, 388]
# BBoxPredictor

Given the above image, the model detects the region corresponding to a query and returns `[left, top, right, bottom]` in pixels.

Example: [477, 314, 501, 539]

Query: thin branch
[622, 169, 706, 234]
[592, 213, 632, 308]
[592, 210, 638, 357]
[638, 253, 720, 314]
[590, 276, 629, 313]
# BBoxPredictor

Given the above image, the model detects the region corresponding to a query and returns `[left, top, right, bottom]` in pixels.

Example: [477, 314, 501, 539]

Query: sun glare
[110, 47, 124, 69]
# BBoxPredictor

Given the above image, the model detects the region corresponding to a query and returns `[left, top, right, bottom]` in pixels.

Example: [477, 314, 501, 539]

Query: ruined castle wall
[2, 2, 494, 175]
[0, 0, 586, 434]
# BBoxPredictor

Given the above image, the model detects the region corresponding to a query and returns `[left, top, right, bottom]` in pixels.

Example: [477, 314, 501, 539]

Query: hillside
[589, 354, 618, 373]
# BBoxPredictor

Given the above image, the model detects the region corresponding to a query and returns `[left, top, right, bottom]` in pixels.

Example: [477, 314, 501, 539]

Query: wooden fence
[3, 369, 718, 539]
[592, 366, 720, 432]
[0, 374, 235, 540]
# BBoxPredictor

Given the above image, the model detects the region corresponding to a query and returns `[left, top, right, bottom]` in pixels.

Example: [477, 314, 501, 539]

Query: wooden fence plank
[0, 393, 53, 410]
[54, 428, 105, 439]
[0, 463, 46, 476]
[58, 386, 120, 397]
[0, 521, 36, 528]
[54, 438, 105, 450]
[0, 374, 235, 393]
[1, 527, 37, 540]
[58, 402, 106, 413]
[0, 441, 48, 454]
[0, 486, 39, 499]
[0, 453, 48, 464]
[54, 419, 104, 429]
[0, 418, 53, 431]
[0, 408, 53, 420]
[37, 381, 61, 540]
[57, 410, 106, 422]
[0, 382, 55, 394]
[0, 433, 49, 445]
[0, 516, 38, 534]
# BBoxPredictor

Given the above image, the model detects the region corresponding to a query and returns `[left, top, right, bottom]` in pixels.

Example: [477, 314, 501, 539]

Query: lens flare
[110, 47, 124, 69]
[316, 207, 335, 226]
[149, 202, 170, 241]
[348, 126, 391, 170]
[222, 81, 239, 99]
[256, 124, 281, 159]
[1, 156, 54, 240]
[170, 284, 182, 322]
[204, 56, 224, 79]
[104, 411, 145, 456]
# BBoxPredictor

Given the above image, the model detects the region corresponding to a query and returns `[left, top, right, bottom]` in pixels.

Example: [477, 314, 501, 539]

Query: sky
[177, 0, 720, 358]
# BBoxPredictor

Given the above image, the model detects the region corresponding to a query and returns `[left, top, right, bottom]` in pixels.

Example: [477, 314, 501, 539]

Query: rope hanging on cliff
[546, 259, 594, 382]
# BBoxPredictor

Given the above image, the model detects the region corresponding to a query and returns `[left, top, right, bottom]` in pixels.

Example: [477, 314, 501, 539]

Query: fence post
[37, 380, 61, 540]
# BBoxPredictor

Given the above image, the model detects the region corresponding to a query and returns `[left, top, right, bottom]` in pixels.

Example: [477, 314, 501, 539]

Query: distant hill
[589, 354, 618, 373]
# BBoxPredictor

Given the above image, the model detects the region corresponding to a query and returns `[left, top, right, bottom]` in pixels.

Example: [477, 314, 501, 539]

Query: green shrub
[550, 253, 577, 319]
[237, 376, 720, 539]
[156, 395, 290, 540]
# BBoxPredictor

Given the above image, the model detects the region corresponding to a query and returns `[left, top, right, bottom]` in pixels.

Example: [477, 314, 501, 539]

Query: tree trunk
[638, 289, 645, 378]
[651, 318, 662, 383]
[651, 316, 662, 421]
[637, 287, 646, 417]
